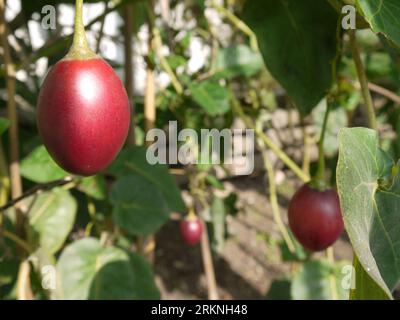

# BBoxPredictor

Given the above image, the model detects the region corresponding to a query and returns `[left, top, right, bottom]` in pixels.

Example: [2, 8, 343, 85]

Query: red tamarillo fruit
[288, 184, 344, 252]
[180, 215, 203, 246]
[37, 0, 130, 176]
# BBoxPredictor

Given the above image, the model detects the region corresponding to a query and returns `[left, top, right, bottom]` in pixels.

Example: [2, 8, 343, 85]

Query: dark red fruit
[288, 184, 344, 252]
[180, 217, 203, 245]
[37, 59, 130, 175]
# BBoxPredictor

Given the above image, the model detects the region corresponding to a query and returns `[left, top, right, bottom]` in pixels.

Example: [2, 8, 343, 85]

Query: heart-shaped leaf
[55, 238, 160, 299]
[357, 0, 400, 47]
[241, 0, 338, 115]
[108, 146, 184, 212]
[337, 127, 400, 299]
[21, 145, 67, 183]
[27, 188, 77, 254]
[110, 175, 170, 235]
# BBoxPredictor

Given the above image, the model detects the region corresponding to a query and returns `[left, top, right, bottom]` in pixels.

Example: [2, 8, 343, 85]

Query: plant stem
[200, 217, 219, 300]
[350, 80, 400, 105]
[231, 95, 309, 183]
[211, 2, 258, 52]
[0, 177, 74, 212]
[301, 124, 311, 176]
[146, 2, 183, 95]
[260, 144, 296, 253]
[123, 4, 136, 146]
[327, 247, 339, 300]
[66, 0, 96, 59]
[140, 0, 158, 263]
[0, 140, 10, 205]
[2, 230, 31, 253]
[314, 101, 331, 185]
[16, 260, 33, 300]
[349, 30, 377, 130]
[0, 0, 24, 234]
[73, 0, 86, 48]
[95, 1, 107, 53]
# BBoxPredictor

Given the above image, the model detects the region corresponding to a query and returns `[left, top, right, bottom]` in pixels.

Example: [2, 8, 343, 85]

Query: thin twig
[95, 1, 107, 54]
[140, 0, 157, 263]
[349, 30, 377, 130]
[351, 80, 400, 105]
[211, 2, 258, 52]
[123, 3, 136, 146]
[2, 230, 31, 253]
[0, 0, 24, 232]
[16, 260, 33, 300]
[259, 142, 296, 254]
[0, 177, 73, 212]
[327, 247, 339, 300]
[16, 1, 127, 71]
[200, 217, 219, 300]
[231, 95, 309, 183]
[146, 2, 183, 95]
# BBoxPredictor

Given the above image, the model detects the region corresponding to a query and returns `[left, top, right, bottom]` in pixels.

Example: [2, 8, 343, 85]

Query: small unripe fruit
[288, 184, 344, 252]
[180, 217, 203, 245]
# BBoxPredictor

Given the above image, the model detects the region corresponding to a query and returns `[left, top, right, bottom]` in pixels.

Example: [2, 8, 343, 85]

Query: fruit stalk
[314, 100, 331, 188]
[66, 0, 96, 60]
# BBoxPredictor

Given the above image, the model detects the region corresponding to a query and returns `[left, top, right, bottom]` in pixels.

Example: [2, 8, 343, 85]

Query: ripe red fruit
[37, 0, 130, 176]
[37, 59, 130, 175]
[288, 184, 344, 252]
[180, 217, 203, 245]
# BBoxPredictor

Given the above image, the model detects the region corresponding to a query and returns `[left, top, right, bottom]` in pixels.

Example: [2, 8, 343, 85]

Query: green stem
[260, 143, 296, 254]
[211, 2, 258, 52]
[145, 1, 183, 95]
[2, 230, 31, 253]
[314, 101, 331, 186]
[349, 30, 377, 130]
[65, 0, 96, 60]
[231, 95, 309, 183]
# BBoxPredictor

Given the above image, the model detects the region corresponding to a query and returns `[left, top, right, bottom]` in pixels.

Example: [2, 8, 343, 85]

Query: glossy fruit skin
[180, 218, 203, 245]
[37, 58, 130, 176]
[288, 184, 344, 252]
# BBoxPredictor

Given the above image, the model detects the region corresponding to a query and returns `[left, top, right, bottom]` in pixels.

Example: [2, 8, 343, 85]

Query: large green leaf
[291, 260, 350, 300]
[28, 188, 77, 254]
[241, 0, 338, 115]
[108, 146, 184, 212]
[20, 145, 67, 183]
[214, 45, 264, 79]
[55, 238, 160, 300]
[357, 0, 400, 47]
[350, 255, 389, 300]
[337, 127, 400, 299]
[188, 81, 230, 116]
[110, 175, 170, 235]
